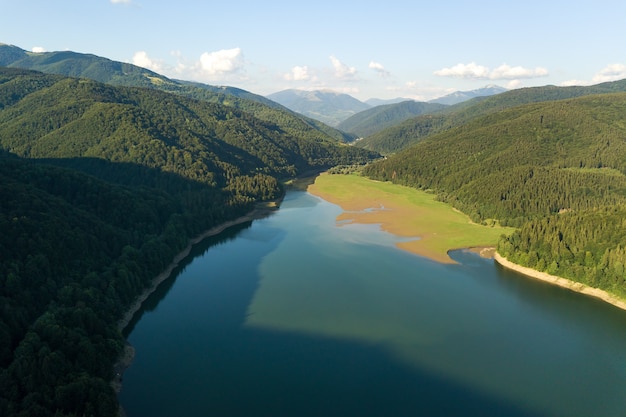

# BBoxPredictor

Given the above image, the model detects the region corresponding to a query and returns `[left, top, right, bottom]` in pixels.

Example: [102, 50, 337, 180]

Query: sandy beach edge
[111, 202, 279, 396]
[494, 253, 626, 312]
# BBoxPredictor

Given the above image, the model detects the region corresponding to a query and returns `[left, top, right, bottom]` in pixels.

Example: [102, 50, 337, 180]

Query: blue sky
[2, 0, 625, 101]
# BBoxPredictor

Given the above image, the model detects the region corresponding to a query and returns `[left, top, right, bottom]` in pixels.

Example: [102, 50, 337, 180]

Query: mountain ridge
[429, 85, 508, 105]
[266, 88, 371, 127]
[356, 78, 626, 154]
[337, 100, 448, 138]
[0, 43, 357, 143]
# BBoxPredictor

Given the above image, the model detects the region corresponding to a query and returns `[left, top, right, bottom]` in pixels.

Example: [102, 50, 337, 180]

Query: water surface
[119, 190, 626, 417]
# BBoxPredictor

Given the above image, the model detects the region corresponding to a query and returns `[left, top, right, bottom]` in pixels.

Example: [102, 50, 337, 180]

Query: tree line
[363, 92, 626, 297]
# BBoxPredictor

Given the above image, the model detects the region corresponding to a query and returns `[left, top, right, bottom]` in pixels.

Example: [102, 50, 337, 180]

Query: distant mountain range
[266, 86, 508, 129]
[266, 89, 371, 127]
[365, 97, 413, 106]
[429, 85, 508, 105]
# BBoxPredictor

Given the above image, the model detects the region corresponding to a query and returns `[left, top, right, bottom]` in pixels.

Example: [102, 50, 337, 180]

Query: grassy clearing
[307, 173, 516, 263]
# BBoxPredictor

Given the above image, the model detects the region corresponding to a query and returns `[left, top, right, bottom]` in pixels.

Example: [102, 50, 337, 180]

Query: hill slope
[337, 100, 447, 138]
[0, 152, 240, 416]
[0, 68, 376, 186]
[364, 92, 626, 224]
[429, 85, 507, 105]
[0, 43, 355, 143]
[357, 79, 626, 154]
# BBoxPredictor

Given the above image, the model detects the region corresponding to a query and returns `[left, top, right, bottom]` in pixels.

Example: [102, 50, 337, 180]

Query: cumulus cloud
[284, 65, 312, 81]
[132, 51, 164, 73]
[592, 64, 626, 83]
[434, 62, 490, 79]
[198, 48, 244, 77]
[369, 61, 390, 78]
[330, 56, 357, 79]
[490, 64, 548, 79]
[435, 62, 548, 80]
[505, 80, 522, 89]
[31, 46, 46, 53]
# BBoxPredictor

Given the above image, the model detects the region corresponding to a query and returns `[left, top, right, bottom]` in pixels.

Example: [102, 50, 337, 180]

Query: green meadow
[308, 173, 516, 263]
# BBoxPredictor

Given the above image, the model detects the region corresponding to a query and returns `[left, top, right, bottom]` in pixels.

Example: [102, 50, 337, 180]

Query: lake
[119, 189, 626, 417]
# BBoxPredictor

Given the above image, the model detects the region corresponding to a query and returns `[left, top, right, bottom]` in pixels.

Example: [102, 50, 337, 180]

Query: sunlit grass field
[308, 173, 516, 263]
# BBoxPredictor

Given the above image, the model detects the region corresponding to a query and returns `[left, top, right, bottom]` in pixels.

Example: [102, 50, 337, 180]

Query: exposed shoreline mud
[494, 253, 626, 312]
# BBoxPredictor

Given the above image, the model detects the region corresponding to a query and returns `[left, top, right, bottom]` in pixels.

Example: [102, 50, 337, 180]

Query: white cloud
[434, 62, 548, 80]
[132, 51, 163, 73]
[31, 46, 46, 53]
[490, 64, 548, 79]
[111, 0, 131, 4]
[330, 55, 357, 79]
[434, 62, 490, 79]
[592, 64, 626, 83]
[284, 65, 312, 81]
[505, 80, 522, 89]
[198, 48, 244, 77]
[369, 61, 390, 78]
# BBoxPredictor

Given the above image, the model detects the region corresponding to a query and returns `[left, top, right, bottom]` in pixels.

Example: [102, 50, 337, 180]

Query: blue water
[119, 190, 626, 417]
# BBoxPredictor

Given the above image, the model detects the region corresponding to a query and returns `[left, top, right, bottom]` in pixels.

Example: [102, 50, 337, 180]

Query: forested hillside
[0, 44, 355, 143]
[0, 153, 240, 416]
[357, 79, 626, 154]
[337, 100, 447, 138]
[0, 68, 375, 186]
[0, 67, 377, 416]
[363, 92, 626, 297]
[498, 205, 626, 298]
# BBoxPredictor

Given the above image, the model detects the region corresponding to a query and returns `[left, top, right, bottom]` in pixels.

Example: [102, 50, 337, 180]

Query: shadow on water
[121, 221, 548, 417]
[122, 221, 255, 337]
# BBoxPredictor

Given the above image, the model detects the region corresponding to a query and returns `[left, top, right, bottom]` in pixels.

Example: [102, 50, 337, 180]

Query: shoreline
[494, 253, 626, 312]
[111, 201, 280, 395]
[307, 174, 512, 264]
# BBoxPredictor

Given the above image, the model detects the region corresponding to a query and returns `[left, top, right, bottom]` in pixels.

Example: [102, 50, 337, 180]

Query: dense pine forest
[0, 153, 229, 416]
[0, 66, 377, 416]
[356, 79, 626, 154]
[363, 91, 626, 298]
[498, 205, 626, 298]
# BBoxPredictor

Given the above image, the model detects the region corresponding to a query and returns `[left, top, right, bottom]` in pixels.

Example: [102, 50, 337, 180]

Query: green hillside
[0, 68, 376, 186]
[363, 92, 626, 297]
[357, 79, 626, 154]
[0, 67, 377, 416]
[0, 152, 242, 416]
[337, 100, 447, 138]
[0, 44, 355, 143]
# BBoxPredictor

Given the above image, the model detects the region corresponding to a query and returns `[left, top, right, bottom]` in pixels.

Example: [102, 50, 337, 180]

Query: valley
[1, 42, 626, 416]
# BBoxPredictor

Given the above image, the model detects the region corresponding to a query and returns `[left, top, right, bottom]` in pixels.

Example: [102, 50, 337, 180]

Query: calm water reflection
[119, 190, 626, 417]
